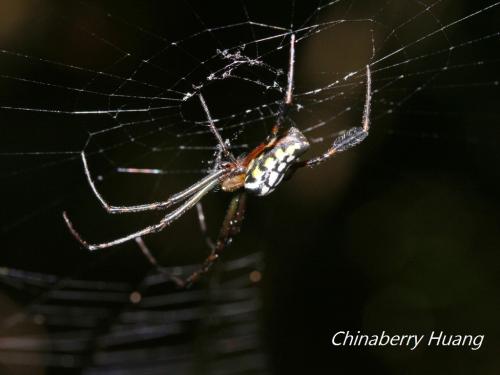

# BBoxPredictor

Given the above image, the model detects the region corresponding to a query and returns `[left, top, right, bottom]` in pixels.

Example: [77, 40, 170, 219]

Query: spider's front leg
[302, 64, 372, 168]
[184, 192, 247, 287]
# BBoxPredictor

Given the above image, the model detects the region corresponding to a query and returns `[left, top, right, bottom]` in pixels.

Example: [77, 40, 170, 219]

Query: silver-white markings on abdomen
[244, 127, 310, 196]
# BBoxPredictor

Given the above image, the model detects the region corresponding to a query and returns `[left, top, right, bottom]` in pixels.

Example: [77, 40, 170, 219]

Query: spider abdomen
[244, 127, 310, 196]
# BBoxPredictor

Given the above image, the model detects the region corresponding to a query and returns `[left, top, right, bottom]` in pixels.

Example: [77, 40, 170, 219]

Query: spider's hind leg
[196, 202, 216, 251]
[184, 192, 247, 287]
[134, 237, 185, 287]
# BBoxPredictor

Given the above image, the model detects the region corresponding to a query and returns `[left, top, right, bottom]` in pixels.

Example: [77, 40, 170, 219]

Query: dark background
[0, 0, 499, 374]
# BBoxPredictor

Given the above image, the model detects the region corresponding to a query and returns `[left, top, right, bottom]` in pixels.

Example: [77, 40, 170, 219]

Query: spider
[63, 34, 372, 286]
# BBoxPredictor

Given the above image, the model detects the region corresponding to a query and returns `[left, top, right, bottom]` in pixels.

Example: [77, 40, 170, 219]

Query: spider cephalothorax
[63, 33, 372, 285]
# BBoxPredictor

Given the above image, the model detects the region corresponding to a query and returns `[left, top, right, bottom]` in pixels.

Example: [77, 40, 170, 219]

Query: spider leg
[63, 178, 220, 251]
[285, 33, 296, 106]
[270, 33, 296, 140]
[134, 237, 185, 287]
[302, 64, 372, 167]
[183, 192, 247, 287]
[198, 93, 237, 164]
[134, 236, 161, 268]
[196, 202, 216, 251]
[77, 150, 226, 214]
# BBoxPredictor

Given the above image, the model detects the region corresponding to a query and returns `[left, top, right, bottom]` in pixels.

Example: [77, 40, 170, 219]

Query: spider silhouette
[63, 34, 372, 285]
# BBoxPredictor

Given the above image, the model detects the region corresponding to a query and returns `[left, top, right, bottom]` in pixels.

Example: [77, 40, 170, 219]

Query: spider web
[0, 1, 499, 374]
